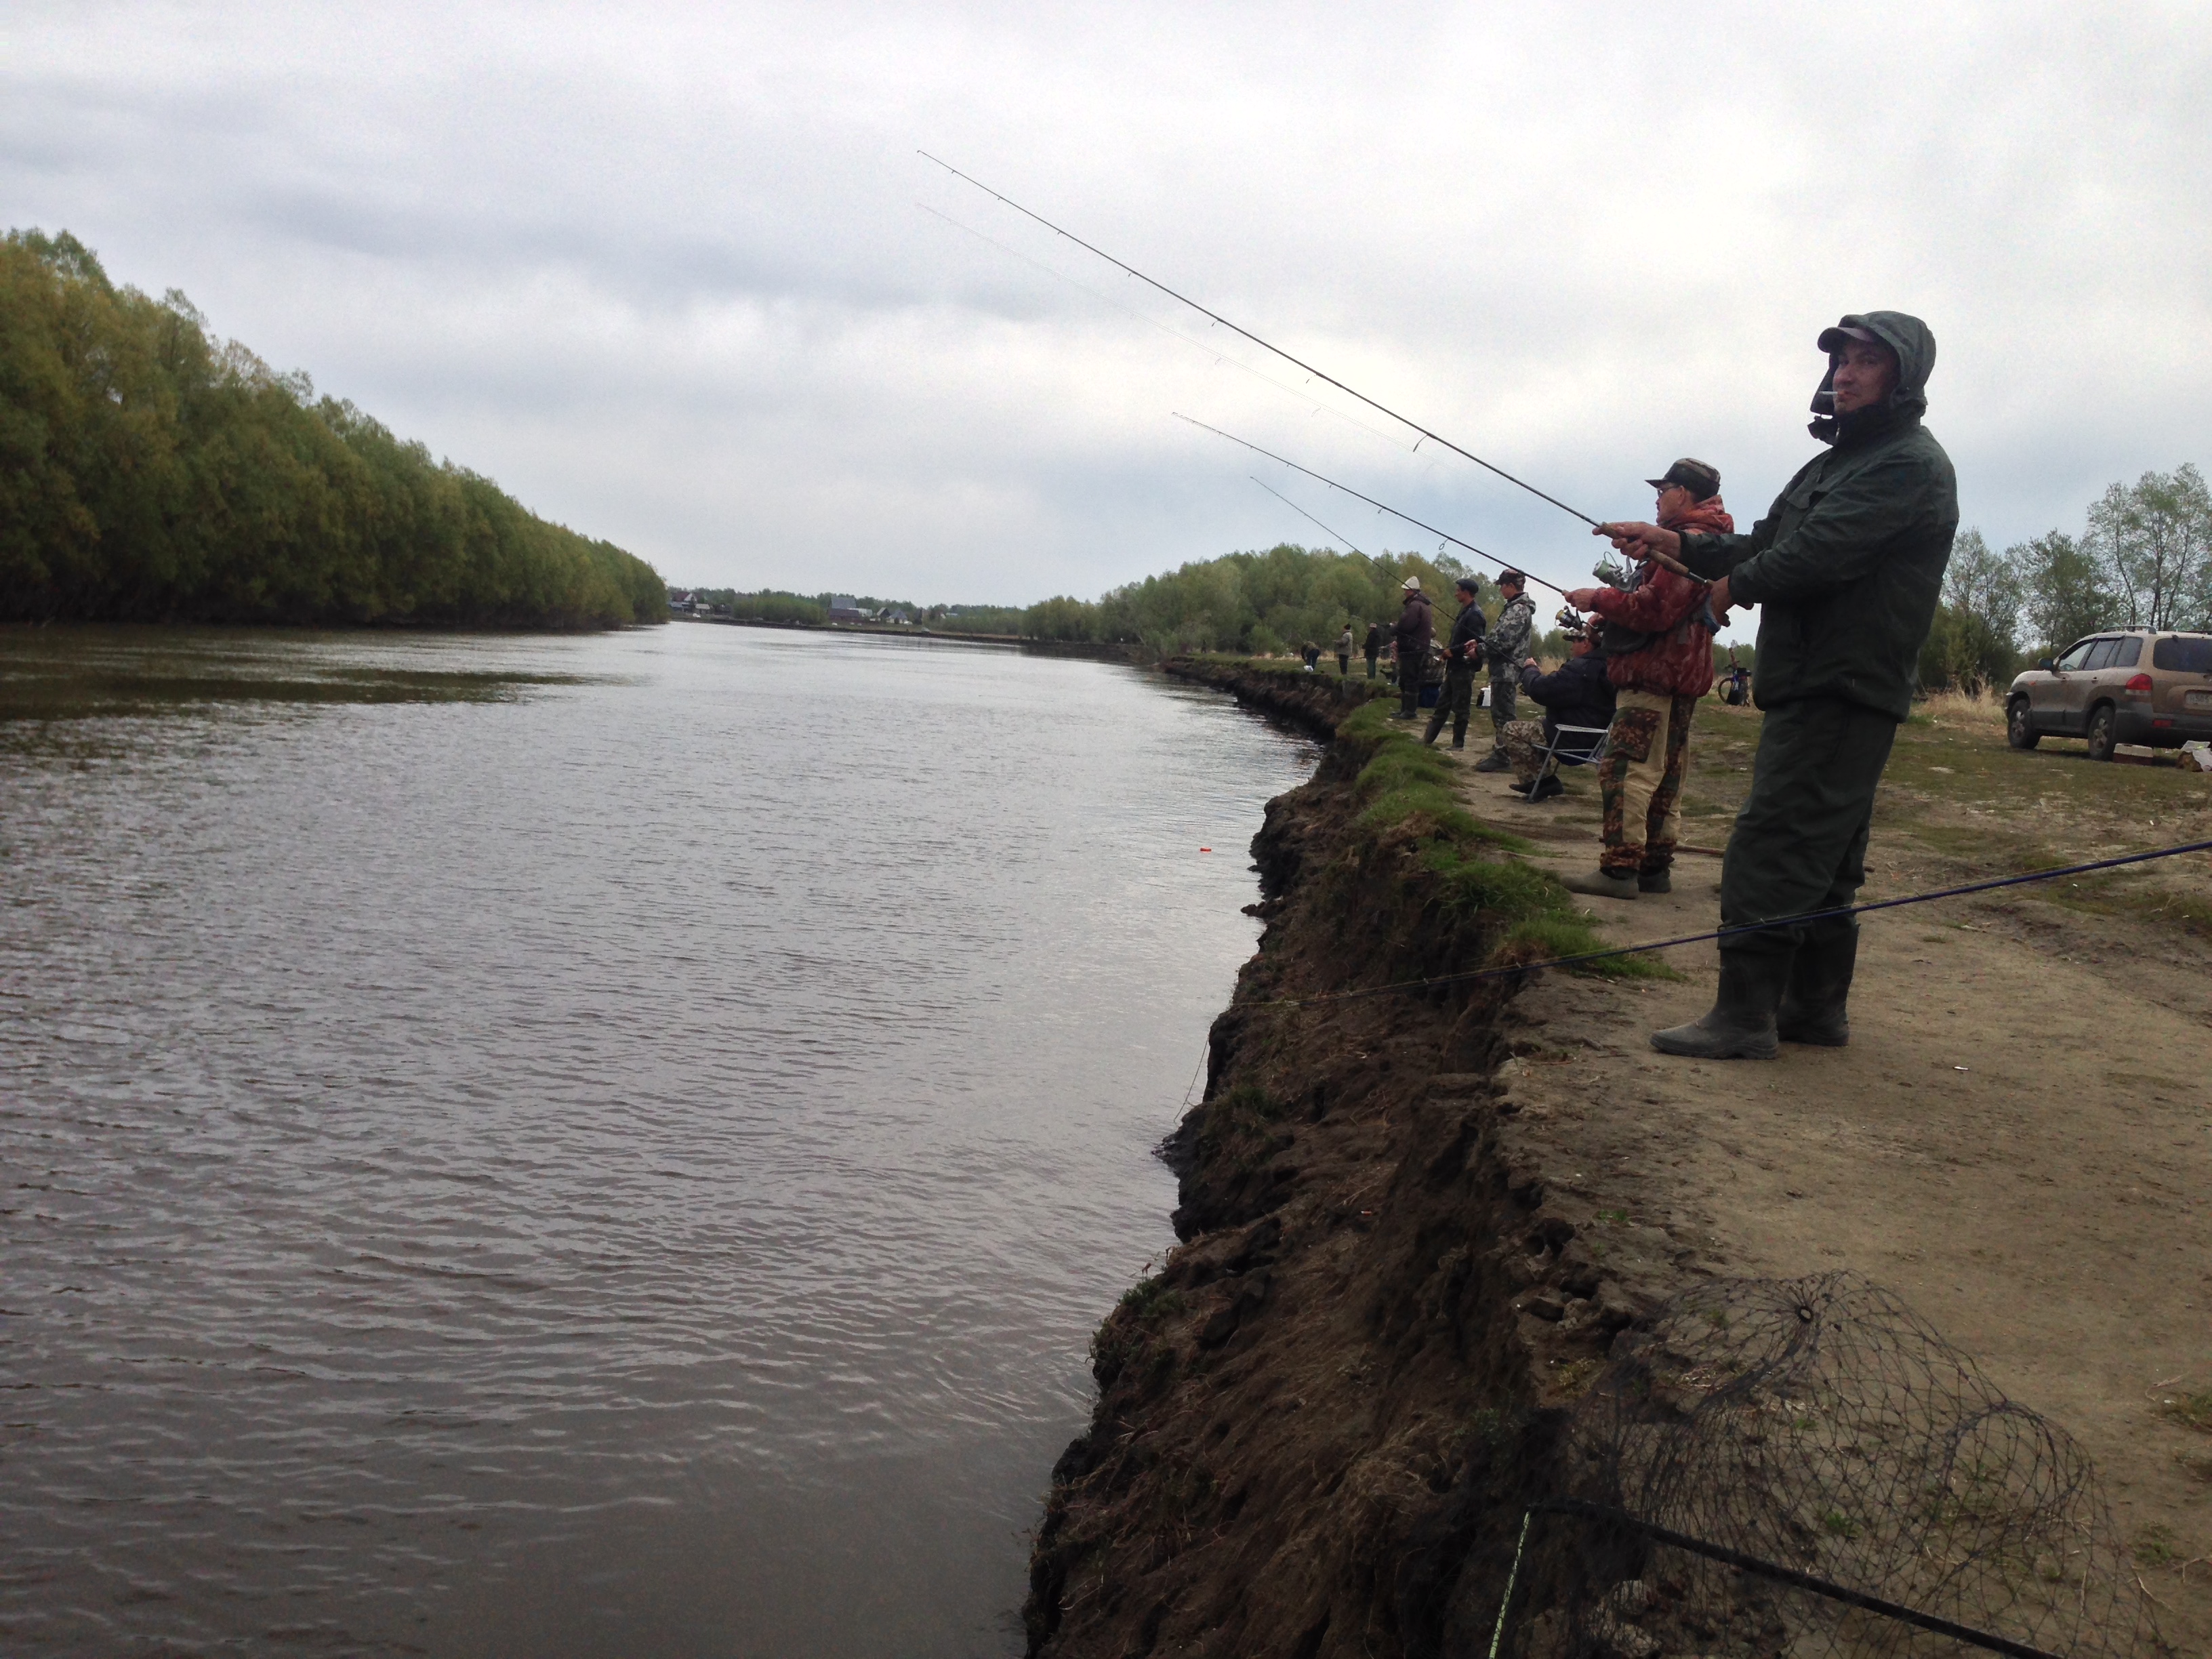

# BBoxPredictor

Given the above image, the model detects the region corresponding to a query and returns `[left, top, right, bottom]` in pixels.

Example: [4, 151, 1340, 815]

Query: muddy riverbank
[1025, 663, 1696, 1657]
[1027, 661, 2198, 1658]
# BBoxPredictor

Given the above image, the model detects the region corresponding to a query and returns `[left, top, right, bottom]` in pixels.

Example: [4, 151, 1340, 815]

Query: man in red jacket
[1559, 459, 1734, 899]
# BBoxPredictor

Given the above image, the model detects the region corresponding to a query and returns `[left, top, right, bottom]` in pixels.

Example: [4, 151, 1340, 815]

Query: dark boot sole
[1650, 1027, 1778, 1060]
[1778, 1025, 1849, 1047]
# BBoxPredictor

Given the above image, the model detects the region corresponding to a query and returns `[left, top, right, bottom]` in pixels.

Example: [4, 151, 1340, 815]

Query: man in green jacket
[1595, 312, 1957, 1059]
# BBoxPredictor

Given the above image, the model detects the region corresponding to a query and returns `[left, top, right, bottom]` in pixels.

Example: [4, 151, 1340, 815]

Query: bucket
[1418, 684, 1441, 708]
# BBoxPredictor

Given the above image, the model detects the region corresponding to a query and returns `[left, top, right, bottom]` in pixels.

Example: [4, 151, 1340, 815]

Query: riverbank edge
[1021, 659, 1694, 1659]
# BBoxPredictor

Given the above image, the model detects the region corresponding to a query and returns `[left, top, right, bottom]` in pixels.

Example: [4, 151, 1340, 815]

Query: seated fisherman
[1497, 619, 1614, 802]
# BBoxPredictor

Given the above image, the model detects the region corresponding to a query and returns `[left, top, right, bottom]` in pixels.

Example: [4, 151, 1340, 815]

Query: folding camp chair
[1530, 723, 1611, 787]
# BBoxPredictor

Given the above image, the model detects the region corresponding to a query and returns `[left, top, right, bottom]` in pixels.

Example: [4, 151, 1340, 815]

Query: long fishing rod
[1178, 414, 1569, 598]
[920, 152, 1601, 526]
[1249, 475, 1366, 556]
[1185, 414, 1707, 592]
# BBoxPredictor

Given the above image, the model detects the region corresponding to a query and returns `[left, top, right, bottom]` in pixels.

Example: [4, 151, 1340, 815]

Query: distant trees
[1021, 543, 1480, 656]
[1, 228, 665, 628]
[1917, 464, 2212, 693]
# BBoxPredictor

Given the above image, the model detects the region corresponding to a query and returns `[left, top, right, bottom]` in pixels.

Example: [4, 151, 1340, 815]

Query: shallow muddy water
[0, 623, 1317, 1657]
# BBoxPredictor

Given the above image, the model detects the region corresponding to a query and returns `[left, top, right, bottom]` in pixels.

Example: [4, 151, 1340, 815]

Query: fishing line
[920, 152, 1601, 526]
[1248, 476, 1366, 556]
[1242, 836, 2212, 1010]
[1176, 415, 1569, 598]
[916, 203, 1414, 456]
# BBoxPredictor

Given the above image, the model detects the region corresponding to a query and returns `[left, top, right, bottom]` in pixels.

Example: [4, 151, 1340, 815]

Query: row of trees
[1921, 465, 2212, 693]
[1, 229, 666, 628]
[1001, 468, 2207, 697]
[688, 588, 1031, 633]
[1021, 543, 1481, 655]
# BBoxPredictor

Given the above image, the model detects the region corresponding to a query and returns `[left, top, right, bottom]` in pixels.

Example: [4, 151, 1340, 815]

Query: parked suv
[2005, 629, 2212, 759]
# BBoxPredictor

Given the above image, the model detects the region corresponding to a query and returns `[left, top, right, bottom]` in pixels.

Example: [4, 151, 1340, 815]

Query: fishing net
[1511, 1271, 2162, 1658]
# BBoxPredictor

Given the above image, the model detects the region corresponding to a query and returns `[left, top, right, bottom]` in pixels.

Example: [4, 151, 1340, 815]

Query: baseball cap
[1645, 457, 1721, 500]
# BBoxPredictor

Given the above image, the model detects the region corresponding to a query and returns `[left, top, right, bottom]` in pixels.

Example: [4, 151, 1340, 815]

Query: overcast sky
[6, 1, 2209, 610]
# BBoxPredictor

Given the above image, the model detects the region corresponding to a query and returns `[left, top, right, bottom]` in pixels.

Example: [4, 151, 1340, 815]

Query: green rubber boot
[1651, 947, 1784, 1060]
[1777, 924, 1858, 1046]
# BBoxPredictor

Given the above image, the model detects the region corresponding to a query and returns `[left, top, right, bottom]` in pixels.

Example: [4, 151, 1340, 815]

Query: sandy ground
[1437, 702, 2212, 1650]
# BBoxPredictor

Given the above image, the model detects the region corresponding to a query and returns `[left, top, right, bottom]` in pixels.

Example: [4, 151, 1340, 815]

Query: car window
[2110, 637, 2142, 668]
[2081, 638, 2118, 671]
[2153, 636, 2212, 672]
[2054, 640, 2096, 671]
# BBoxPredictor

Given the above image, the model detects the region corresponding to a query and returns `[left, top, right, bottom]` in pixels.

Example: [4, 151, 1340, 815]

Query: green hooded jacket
[1677, 311, 1958, 721]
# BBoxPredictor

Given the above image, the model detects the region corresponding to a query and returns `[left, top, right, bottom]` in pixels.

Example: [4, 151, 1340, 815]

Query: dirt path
[1439, 708, 2212, 1648]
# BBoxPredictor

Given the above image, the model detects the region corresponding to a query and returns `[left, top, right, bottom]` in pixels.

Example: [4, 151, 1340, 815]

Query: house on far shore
[827, 595, 865, 624]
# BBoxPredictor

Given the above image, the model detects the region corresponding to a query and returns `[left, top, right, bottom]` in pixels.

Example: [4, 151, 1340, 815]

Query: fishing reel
[1592, 555, 1632, 588]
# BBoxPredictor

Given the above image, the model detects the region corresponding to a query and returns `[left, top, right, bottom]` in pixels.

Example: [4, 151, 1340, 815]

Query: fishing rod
[1248, 475, 1366, 556]
[1178, 415, 1568, 597]
[1244, 836, 2212, 1010]
[1185, 415, 1707, 592]
[920, 152, 1601, 527]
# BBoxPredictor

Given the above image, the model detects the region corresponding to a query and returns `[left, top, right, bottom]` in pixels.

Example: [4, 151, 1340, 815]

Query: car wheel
[2006, 697, 2041, 750]
[2085, 702, 2116, 762]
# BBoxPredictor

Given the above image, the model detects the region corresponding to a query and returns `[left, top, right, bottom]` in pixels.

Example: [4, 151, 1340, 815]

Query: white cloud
[4, 0, 2208, 604]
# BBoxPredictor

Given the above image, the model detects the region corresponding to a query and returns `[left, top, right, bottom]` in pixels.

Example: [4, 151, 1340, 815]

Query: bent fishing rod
[1181, 415, 1574, 597]
[920, 152, 1601, 527]
[1249, 475, 1366, 556]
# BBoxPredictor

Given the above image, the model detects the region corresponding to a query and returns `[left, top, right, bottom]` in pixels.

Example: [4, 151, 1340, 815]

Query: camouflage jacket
[1488, 593, 1536, 670]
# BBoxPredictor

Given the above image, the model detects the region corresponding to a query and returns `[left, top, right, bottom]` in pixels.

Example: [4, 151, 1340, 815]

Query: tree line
[1, 229, 666, 628]
[1922, 465, 2211, 693]
[1019, 543, 1480, 655]
[687, 588, 1029, 633]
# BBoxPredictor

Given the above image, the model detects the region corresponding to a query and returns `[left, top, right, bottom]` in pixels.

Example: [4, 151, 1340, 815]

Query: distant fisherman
[1422, 575, 1487, 749]
[1471, 572, 1536, 771]
[1597, 312, 1958, 1059]
[1561, 459, 1732, 899]
[1390, 577, 1433, 720]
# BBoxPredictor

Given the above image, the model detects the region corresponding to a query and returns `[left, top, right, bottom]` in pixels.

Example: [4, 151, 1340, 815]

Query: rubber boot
[1777, 924, 1858, 1046]
[1651, 947, 1784, 1059]
[1563, 867, 1638, 901]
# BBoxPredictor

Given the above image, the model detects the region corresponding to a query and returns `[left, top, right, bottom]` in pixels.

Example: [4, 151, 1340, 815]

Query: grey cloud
[3, 0, 2208, 604]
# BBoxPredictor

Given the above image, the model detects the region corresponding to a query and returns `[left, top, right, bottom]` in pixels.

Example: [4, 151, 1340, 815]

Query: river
[0, 622, 1319, 1657]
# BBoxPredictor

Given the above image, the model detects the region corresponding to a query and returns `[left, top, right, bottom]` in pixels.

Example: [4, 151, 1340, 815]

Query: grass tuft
[1334, 698, 1679, 978]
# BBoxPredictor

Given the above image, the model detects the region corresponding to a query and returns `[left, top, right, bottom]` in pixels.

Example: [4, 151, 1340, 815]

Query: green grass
[1342, 701, 1531, 851]
[1336, 700, 1677, 981]
[2159, 1389, 2212, 1433]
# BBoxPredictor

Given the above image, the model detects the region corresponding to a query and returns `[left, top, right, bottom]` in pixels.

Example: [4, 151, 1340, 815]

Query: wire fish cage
[1502, 1271, 2163, 1659]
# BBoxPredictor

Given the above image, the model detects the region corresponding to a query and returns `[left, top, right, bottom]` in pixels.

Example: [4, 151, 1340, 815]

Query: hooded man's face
[1830, 339, 1899, 415]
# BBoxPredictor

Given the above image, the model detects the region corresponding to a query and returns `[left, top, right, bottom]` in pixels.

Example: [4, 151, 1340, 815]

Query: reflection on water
[0, 626, 607, 720]
[0, 623, 1316, 1657]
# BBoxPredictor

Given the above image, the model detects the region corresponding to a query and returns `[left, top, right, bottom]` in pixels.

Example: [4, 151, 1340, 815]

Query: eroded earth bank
[1025, 665, 1700, 1658]
[1024, 661, 2207, 1659]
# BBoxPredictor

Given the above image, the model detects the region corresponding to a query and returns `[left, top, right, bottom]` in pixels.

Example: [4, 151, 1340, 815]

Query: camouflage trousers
[1597, 690, 1699, 876]
[1498, 718, 1555, 784]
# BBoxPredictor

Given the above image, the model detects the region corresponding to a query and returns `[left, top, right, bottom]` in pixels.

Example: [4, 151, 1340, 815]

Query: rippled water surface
[0, 623, 1317, 1656]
